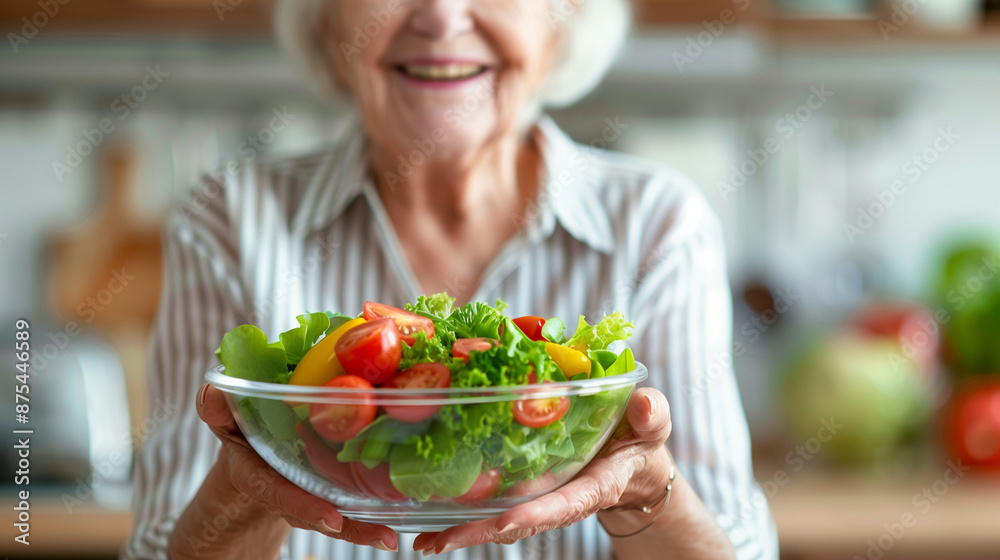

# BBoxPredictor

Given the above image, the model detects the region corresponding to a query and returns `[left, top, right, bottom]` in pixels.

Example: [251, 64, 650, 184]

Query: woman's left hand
[413, 387, 674, 555]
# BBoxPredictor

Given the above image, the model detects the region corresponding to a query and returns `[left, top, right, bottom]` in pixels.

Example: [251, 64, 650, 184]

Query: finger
[283, 515, 398, 552]
[413, 532, 438, 551]
[197, 384, 251, 448]
[492, 459, 624, 535]
[624, 388, 671, 444]
[329, 518, 399, 552]
[197, 384, 233, 428]
[226, 445, 341, 526]
[419, 518, 500, 554]
[423, 459, 626, 553]
[227, 446, 398, 550]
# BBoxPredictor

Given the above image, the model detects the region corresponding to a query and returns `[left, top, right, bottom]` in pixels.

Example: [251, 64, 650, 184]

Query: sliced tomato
[350, 461, 408, 501]
[363, 301, 435, 346]
[454, 468, 501, 503]
[308, 375, 377, 443]
[513, 375, 570, 428]
[380, 362, 451, 422]
[334, 317, 402, 384]
[452, 337, 498, 362]
[295, 421, 361, 493]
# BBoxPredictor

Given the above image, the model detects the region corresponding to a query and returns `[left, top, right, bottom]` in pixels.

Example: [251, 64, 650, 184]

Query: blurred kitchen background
[2, 0, 1000, 558]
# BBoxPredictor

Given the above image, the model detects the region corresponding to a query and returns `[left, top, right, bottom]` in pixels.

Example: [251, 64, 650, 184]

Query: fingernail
[318, 519, 341, 534]
[498, 522, 518, 534]
[436, 542, 456, 555]
[197, 384, 209, 407]
[644, 393, 656, 415]
[422, 548, 434, 556]
[370, 539, 397, 552]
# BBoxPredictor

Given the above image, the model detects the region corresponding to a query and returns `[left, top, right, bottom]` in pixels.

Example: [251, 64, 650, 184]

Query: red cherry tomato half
[363, 301, 435, 346]
[295, 421, 362, 494]
[334, 317, 402, 384]
[512, 376, 569, 428]
[455, 468, 501, 503]
[452, 338, 498, 362]
[350, 461, 408, 502]
[380, 362, 451, 423]
[308, 375, 377, 443]
[500, 316, 546, 341]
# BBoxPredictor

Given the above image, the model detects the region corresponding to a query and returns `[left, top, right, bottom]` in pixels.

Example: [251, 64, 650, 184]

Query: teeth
[401, 63, 485, 81]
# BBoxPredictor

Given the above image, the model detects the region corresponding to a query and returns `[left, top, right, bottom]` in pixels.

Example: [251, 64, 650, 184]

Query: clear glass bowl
[205, 362, 647, 532]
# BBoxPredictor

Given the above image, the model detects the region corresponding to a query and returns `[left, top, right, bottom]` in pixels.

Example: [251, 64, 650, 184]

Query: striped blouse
[121, 116, 779, 560]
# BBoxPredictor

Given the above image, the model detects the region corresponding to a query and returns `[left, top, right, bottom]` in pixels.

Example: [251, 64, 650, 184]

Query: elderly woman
[122, 0, 778, 558]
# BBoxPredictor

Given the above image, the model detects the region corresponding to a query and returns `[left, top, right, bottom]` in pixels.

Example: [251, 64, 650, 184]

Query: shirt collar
[293, 115, 616, 255]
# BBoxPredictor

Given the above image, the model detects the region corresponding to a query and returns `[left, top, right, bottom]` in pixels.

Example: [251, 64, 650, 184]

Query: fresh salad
[216, 293, 636, 503]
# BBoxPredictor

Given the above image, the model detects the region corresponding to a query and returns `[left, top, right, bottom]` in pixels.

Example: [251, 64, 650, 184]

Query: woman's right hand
[167, 383, 399, 559]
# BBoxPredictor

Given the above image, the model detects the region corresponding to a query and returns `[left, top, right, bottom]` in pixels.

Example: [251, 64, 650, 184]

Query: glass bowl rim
[205, 362, 647, 406]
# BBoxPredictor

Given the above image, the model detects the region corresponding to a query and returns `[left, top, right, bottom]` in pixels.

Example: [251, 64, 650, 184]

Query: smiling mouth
[396, 63, 489, 82]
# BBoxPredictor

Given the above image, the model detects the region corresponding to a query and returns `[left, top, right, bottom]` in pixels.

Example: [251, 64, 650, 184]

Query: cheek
[483, 3, 558, 91]
[326, 1, 404, 94]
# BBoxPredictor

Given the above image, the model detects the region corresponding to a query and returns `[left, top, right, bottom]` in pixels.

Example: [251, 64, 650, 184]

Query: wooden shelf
[770, 472, 1000, 559]
[0, 0, 274, 36]
[767, 12, 1000, 45]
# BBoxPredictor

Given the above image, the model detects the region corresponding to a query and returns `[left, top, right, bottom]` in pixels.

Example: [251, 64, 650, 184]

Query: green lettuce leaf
[438, 401, 514, 457]
[541, 317, 567, 344]
[406, 292, 456, 319]
[561, 388, 631, 462]
[564, 312, 635, 352]
[493, 298, 509, 315]
[501, 420, 570, 480]
[219, 325, 289, 383]
[589, 349, 619, 370]
[587, 360, 605, 379]
[448, 301, 507, 339]
[236, 397, 304, 463]
[400, 329, 456, 370]
[389, 442, 482, 501]
[279, 312, 331, 366]
[605, 348, 636, 376]
[337, 415, 429, 468]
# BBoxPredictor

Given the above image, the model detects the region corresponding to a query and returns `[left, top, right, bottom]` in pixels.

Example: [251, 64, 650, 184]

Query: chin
[384, 105, 504, 160]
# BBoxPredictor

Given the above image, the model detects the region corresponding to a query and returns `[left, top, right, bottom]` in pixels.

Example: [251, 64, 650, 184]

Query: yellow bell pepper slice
[545, 342, 591, 379]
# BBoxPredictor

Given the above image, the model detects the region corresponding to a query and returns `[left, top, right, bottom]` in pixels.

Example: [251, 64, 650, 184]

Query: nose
[407, 0, 474, 40]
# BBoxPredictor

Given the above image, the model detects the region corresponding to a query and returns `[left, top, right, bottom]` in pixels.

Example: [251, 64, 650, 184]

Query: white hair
[274, 0, 631, 109]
